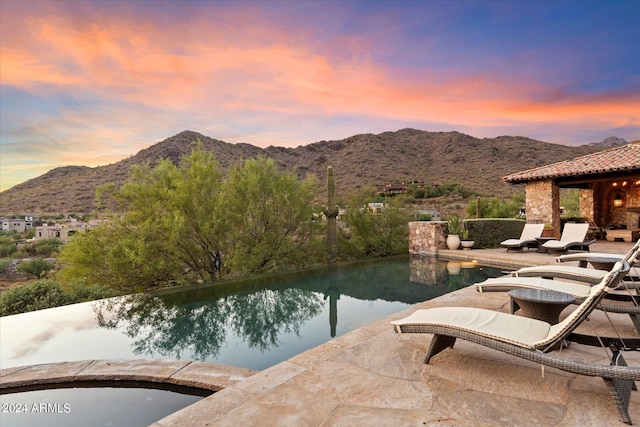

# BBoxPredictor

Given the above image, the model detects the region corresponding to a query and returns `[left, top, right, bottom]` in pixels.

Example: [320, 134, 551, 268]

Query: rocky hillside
[0, 129, 605, 216]
[587, 136, 627, 147]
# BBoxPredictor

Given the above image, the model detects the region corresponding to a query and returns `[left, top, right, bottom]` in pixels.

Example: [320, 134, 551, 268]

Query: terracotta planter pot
[541, 228, 555, 237]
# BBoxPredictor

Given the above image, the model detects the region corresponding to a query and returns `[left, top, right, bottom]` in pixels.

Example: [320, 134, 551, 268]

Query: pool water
[1, 256, 500, 371]
[0, 387, 204, 427]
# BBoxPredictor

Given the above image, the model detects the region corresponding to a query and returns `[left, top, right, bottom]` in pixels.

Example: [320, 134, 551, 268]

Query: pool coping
[0, 359, 257, 393]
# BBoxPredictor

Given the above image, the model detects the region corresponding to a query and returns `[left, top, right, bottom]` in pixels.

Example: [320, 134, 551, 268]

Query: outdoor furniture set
[500, 222, 596, 253]
[393, 240, 640, 425]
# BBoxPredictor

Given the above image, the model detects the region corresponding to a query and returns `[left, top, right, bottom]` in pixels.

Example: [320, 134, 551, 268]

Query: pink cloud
[1, 1, 638, 191]
[3, 2, 637, 132]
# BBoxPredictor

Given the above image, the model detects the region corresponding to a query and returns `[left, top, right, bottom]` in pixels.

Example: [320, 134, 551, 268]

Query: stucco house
[503, 141, 640, 239]
[34, 219, 102, 243]
[1, 218, 27, 233]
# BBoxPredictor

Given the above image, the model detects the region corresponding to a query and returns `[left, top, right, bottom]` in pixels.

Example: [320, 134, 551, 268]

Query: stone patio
[2, 241, 640, 426]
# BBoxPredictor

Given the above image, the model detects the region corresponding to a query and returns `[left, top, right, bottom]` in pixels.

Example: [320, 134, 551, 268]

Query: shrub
[0, 259, 11, 273]
[19, 238, 62, 258]
[0, 236, 16, 257]
[33, 238, 62, 257]
[462, 218, 526, 248]
[338, 195, 409, 259]
[0, 280, 68, 316]
[17, 258, 53, 278]
[466, 196, 523, 218]
[0, 280, 119, 316]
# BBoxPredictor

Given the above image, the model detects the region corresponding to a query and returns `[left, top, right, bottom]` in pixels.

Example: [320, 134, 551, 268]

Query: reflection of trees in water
[94, 295, 229, 360]
[92, 287, 323, 359]
[90, 257, 498, 361]
[226, 288, 323, 351]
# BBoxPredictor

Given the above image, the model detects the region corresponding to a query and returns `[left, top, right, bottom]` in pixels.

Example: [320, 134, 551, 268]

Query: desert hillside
[0, 128, 607, 216]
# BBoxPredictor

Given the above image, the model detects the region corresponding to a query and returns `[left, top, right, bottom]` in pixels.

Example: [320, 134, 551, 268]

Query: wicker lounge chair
[541, 222, 595, 253]
[511, 264, 607, 284]
[392, 260, 640, 424]
[554, 252, 640, 276]
[511, 243, 640, 284]
[482, 241, 640, 330]
[500, 223, 545, 251]
[476, 275, 640, 332]
[556, 252, 624, 265]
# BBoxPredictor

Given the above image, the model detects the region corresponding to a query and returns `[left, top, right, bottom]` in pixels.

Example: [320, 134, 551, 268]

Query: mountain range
[0, 129, 626, 216]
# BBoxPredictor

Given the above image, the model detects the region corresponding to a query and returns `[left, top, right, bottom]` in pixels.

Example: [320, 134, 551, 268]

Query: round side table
[508, 288, 576, 325]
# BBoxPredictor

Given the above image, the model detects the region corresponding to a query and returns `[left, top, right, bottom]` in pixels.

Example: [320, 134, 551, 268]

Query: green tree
[339, 193, 409, 259]
[58, 148, 323, 291]
[466, 195, 523, 218]
[59, 146, 226, 291]
[560, 189, 580, 217]
[221, 156, 322, 275]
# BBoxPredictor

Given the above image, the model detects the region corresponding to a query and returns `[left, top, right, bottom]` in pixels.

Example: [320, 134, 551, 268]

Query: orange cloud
[1, 1, 638, 191]
[3, 2, 637, 133]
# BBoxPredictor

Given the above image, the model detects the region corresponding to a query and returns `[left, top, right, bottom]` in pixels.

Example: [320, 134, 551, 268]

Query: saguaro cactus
[323, 166, 339, 263]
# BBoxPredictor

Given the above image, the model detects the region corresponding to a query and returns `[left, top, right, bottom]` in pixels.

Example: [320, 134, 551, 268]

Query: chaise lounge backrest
[559, 222, 589, 242]
[535, 260, 630, 351]
[520, 223, 545, 240]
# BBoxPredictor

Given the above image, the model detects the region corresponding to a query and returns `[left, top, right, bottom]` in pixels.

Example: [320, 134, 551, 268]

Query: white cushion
[391, 307, 550, 349]
[513, 265, 606, 281]
[475, 277, 591, 297]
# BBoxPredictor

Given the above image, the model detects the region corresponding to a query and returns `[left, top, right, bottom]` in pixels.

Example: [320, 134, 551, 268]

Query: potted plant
[542, 224, 555, 237]
[446, 215, 461, 250]
[460, 229, 474, 250]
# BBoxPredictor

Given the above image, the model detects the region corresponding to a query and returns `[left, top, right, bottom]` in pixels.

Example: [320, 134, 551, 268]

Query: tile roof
[503, 142, 640, 184]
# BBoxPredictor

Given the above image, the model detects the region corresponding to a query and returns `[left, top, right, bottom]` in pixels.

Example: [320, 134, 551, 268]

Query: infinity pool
[1, 256, 500, 371]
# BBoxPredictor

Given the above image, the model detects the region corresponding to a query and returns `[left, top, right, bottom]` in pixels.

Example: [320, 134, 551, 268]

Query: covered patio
[503, 142, 640, 240]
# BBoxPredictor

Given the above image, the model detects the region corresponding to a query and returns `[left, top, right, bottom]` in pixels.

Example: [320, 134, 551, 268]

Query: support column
[579, 188, 595, 222]
[526, 180, 561, 239]
[408, 221, 447, 255]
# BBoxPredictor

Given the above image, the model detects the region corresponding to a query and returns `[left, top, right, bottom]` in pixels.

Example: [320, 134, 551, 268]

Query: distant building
[1, 218, 27, 233]
[368, 202, 385, 213]
[375, 183, 409, 196]
[35, 221, 93, 242]
[24, 215, 40, 228]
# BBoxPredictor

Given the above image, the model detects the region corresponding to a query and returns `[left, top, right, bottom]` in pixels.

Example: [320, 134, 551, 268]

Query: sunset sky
[1, 0, 639, 191]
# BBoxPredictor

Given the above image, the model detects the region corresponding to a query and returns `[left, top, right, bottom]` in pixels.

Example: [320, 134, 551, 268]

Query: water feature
[1, 256, 500, 371]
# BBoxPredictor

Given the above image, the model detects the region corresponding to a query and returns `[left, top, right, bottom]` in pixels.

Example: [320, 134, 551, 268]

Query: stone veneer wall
[526, 180, 560, 238]
[579, 188, 594, 221]
[625, 187, 640, 229]
[409, 221, 447, 255]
